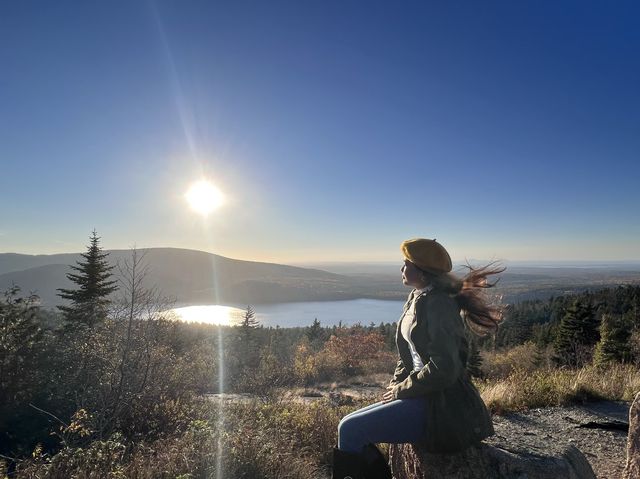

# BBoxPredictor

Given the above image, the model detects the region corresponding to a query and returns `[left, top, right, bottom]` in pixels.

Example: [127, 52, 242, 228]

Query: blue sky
[1, 1, 639, 263]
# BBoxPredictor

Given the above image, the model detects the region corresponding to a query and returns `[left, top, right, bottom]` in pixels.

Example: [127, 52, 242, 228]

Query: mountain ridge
[0, 248, 355, 307]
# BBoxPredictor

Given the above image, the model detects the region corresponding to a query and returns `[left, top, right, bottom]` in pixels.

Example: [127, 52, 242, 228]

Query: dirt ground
[488, 401, 630, 478]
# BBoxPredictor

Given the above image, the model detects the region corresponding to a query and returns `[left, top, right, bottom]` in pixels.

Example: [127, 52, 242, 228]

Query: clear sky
[1, 1, 639, 263]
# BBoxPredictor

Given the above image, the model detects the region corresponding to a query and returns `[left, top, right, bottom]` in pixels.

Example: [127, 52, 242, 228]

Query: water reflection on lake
[172, 305, 246, 326]
[171, 299, 405, 328]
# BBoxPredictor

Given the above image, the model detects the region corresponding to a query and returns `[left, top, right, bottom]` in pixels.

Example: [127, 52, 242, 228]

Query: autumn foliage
[294, 329, 395, 384]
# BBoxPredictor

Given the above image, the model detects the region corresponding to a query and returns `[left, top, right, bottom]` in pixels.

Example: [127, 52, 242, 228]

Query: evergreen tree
[238, 305, 260, 362]
[581, 302, 600, 346]
[266, 326, 289, 363]
[232, 305, 263, 391]
[0, 287, 59, 456]
[305, 317, 326, 349]
[553, 300, 600, 367]
[466, 336, 483, 378]
[306, 317, 322, 340]
[240, 305, 260, 334]
[57, 230, 117, 327]
[632, 291, 640, 330]
[0, 287, 45, 416]
[594, 312, 633, 365]
[378, 322, 396, 350]
[497, 309, 531, 347]
[531, 322, 554, 347]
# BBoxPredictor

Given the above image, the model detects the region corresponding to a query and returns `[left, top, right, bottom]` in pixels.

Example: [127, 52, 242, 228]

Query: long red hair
[426, 262, 505, 336]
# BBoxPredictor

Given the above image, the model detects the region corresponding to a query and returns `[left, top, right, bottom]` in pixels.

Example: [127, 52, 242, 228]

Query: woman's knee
[338, 406, 368, 433]
[337, 415, 352, 437]
[338, 415, 366, 452]
[338, 414, 362, 439]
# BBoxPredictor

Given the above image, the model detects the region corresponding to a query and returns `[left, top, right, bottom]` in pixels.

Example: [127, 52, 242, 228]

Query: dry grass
[15, 397, 369, 479]
[481, 342, 553, 378]
[478, 363, 640, 414]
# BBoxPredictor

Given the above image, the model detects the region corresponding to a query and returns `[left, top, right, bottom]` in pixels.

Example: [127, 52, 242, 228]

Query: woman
[332, 238, 504, 479]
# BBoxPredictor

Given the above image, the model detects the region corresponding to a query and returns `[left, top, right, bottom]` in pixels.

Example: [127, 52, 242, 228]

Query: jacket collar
[412, 284, 434, 301]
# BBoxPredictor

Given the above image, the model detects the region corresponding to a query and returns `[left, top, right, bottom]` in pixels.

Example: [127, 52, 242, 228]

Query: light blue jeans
[337, 398, 427, 454]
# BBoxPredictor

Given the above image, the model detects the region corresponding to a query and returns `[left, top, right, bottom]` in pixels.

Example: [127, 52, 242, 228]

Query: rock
[389, 441, 596, 479]
[623, 391, 640, 479]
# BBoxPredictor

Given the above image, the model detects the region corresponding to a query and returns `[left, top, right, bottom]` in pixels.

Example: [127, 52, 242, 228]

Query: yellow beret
[401, 238, 452, 274]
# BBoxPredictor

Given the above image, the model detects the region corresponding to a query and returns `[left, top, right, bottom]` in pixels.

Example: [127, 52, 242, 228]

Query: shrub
[293, 331, 395, 385]
[16, 397, 365, 479]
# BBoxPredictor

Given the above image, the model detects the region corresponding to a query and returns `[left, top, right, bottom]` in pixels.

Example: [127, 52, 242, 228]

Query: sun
[185, 180, 224, 216]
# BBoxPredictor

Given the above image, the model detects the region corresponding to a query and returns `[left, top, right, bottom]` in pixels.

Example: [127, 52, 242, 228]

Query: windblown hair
[426, 262, 506, 336]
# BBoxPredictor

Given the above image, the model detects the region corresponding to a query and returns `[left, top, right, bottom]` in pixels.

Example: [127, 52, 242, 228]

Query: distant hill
[0, 252, 82, 276]
[0, 248, 358, 307]
[1, 250, 639, 308]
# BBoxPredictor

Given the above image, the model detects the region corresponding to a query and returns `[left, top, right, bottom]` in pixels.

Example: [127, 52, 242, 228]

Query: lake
[171, 298, 406, 328]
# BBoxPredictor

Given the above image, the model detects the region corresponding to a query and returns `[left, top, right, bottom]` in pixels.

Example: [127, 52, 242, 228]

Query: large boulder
[623, 391, 640, 479]
[389, 440, 596, 479]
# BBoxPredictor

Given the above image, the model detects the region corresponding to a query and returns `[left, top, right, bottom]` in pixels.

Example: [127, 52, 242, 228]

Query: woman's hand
[382, 385, 396, 403]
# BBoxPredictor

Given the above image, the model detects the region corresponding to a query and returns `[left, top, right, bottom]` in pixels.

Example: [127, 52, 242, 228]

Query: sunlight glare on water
[171, 305, 244, 326]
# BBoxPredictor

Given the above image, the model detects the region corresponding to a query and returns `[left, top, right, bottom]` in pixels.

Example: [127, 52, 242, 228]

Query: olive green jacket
[389, 287, 494, 453]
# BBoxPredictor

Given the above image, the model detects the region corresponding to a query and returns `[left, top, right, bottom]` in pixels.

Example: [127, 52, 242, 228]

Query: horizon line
[1, 248, 640, 266]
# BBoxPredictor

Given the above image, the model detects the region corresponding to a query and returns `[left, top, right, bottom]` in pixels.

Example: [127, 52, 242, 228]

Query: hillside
[0, 248, 353, 307]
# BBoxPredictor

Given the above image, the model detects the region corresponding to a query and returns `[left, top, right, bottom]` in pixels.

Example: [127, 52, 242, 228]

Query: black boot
[361, 444, 392, 479]
[332, 447, 364, 479]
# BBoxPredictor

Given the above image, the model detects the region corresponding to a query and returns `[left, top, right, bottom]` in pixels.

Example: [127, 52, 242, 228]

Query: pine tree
[238, 305, 260, 361]
[553, 300, 600, 367]
[305, 317, 325, 349]
[57, 230, 118, 327]
[232, 305, 263, 391]
[497, 309, 531, 347]
[240, 305, 260, 334]
[0, 286, 47, 453]
[594, 312, 633, 365]
[0, 287, 44, 404]
[466, 335, 483, 378]
[581, 302, 600, 346]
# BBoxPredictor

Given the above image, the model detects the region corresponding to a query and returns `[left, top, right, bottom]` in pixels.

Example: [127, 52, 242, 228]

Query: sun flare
[185, 180, 224, 216]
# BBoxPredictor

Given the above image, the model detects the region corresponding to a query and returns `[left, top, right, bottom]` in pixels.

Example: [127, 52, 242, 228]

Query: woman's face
[401, 259, 428, 289]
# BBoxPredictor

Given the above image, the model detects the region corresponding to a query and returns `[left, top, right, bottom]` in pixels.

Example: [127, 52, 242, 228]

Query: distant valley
[1, 249, 639, 308]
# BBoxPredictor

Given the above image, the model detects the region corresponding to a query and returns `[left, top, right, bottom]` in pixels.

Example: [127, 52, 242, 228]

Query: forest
[2, 233, 640, 478]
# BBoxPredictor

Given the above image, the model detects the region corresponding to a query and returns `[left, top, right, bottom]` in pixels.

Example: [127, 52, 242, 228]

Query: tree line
[491, 284, 640, 367]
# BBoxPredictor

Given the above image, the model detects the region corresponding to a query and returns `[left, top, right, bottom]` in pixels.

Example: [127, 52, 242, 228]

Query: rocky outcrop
[389, 442, 596, 479]
[623, 392, 640, 479]
[385, 401, 636, 478]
